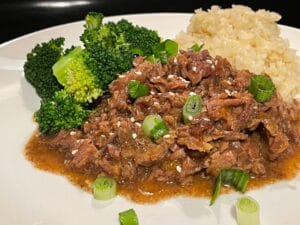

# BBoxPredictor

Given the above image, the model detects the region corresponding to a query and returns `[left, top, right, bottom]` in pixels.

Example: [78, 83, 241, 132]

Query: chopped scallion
[210, 169, 250, 205]
[190, 43, 204, 52]
[92, 176, 117, 200]
[142, 115, 169, 140]
[128, 80, 149, 99]
[182, 94, 202, 124]
[248, 74, 275, 103]
[236, 196, 260, 225]
[119, 208, 139, 225]
[148, 39, 179, 64]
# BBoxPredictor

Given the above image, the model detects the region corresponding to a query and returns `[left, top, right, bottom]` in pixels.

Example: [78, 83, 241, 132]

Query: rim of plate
[0, 12, 193, 47]
[1, 12, 299, 48]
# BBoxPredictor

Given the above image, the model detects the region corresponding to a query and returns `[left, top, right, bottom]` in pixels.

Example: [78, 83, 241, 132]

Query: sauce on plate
[24, 132, 300, 203]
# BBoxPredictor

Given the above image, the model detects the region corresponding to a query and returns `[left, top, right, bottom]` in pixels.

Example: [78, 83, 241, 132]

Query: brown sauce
[24, 132, 300, 204]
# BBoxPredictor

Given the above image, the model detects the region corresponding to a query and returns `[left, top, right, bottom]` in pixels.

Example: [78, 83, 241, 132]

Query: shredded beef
[46, 50, 299, 184]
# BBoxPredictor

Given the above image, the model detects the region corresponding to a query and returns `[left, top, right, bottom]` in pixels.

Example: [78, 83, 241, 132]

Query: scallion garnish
[92, 176, 117, 200]
[119, 208, 139, 225]
[236, 196, 260, 225]
[182, 94, 202, 124]
[128, 80, 149, 99]
[210, 169, 250, 205]
[147, 39, 179, 64]
[190, 43, 204, 52]
[142, 115, 169, 140]
[248, 74, 275, 103]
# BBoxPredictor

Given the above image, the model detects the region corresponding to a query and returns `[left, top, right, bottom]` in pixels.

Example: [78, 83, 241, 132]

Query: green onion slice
[236, 196, 260, 225]
[210, 169, 250, 205]
[190, 43, 204, 52]
[128, 80, 149, 99]
[248, 74, 275, 103]
[164, 39, 179, 56]
[149, 39, 179, 64]
[119, 208, 139, 225]
[92, 176, 117, 200]
[142, 115, 169, 140]
[182, 94, 202, 124]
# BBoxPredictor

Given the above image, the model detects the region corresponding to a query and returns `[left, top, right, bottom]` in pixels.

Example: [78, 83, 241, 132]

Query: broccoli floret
[80, 12, 161, 89]
[85, 12, 103, 30]
[35, 90, 90, 134]
[24, 38, 64, 99]
[52, 46, 102, 103]
[116, 19, 161, 56]
[85, 45, 133, 89]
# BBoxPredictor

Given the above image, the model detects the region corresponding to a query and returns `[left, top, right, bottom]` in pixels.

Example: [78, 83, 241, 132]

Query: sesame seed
[119, 75, 125, 78]
[169, 92, 175, 96]
[130, 117, 135, 122]
[132, 133, 137, 139]
[224, 89, 232, 96]
[154, 102, 159, 106]
[71, 149, 78, 155]
[203, 118, 210, 121]
[173, 57, 178, 64]
[109, 132, 114, 136]
[135, 71, 142, 75]
[135, 122, 142, 127]
[163, 134, 171, 138]
[117, 121, 121, 127]
[176, 165, 182, 173]
[70, 131, 76, 136]
[64, 160, 68, 164]
[206, 59, 213, 64]
[189, 92, 196, 96]
[179, 77, 190, 83]
[227, 80, 232, 85]
[188, 115, 193, 121]
[150, 91, 156, 95]
[192, 66, 197, 72]
[168, 74, 175, 79]
[211, 65, 215, 70]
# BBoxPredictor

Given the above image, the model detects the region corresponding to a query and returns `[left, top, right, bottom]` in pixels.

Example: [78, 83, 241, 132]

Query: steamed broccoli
[35, 90, 90, 134]
[116, 19, 161, 56]
[52, 46, 102, 103]
[24, 38, 64, 99]
[24, 12, 163, 135]
[80, 12, 161, 89]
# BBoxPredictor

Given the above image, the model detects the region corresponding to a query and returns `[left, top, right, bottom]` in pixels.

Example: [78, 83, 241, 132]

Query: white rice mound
[175, 5, 300, 102]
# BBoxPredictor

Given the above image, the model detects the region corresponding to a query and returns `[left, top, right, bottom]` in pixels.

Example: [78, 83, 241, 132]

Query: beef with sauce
[47, 49, 299, 185]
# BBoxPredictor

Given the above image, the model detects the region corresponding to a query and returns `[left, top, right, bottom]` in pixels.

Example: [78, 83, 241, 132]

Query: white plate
[0, 13, 300, 225]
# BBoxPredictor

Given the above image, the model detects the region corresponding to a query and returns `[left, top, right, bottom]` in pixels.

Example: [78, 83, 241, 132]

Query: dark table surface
[0, 0, 299, 44]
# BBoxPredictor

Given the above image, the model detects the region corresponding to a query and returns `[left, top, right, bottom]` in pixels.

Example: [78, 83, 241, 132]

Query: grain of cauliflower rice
[175, 5, 300, 102]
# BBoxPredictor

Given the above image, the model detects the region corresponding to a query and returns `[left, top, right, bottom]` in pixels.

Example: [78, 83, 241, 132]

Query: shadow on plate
[20, 75, 40, 113]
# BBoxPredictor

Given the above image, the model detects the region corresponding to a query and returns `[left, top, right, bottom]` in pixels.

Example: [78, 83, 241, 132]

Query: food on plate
[24, 7, 300, 206]
[119, 208, 139, 225]
[236, 196, 260, 225]
[176, 5, 300, 102]
[25, 12, 161, 134]
[92, 176, 117, 200]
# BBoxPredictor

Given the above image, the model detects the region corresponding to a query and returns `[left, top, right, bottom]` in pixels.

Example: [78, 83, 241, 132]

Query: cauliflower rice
[175, 5, 300, 102]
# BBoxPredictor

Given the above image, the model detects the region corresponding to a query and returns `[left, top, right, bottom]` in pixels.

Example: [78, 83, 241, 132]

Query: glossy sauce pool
[24, 133, 300, 203]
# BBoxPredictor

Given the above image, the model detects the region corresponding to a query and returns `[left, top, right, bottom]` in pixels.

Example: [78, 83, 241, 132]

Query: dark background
[0, 0, 299, 44]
